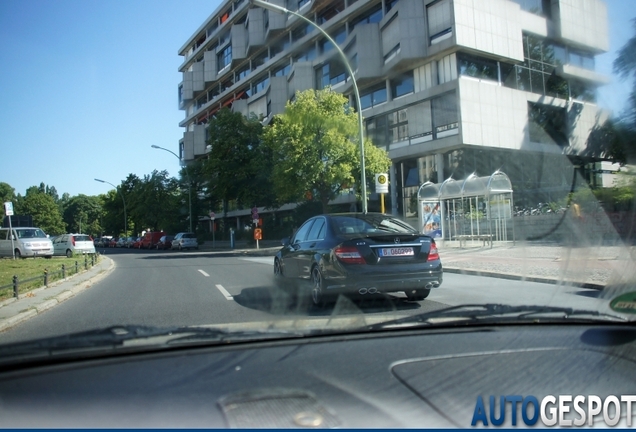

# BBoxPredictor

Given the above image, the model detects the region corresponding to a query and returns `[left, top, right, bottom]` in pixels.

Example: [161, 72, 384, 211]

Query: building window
[236, 64, 250, 81]
[273, 63, 291, 77]
[528, 102, 568, 147]
[292, 23, 313, 42]
[360, 85, 387, 110]
[366, 115, 388, 147]
[270, 35, 290, 57]
[390, 72, 414, 98]
[252, 50, 269, 70]
[569, 50, 595, 70]
[217, 45, 232, 71]
[432, 92, 458, 138]
[318, 0, 345, 24]
[457, 53, 498, 81]
[350, 4, 382, 30]
[316, 61, 347, 89]
[294, 46, 317, 62]
[297, 0, 310, 10]
[510, 0, 551, 18]
[384, 43, 400, 63]
[253, 76, 270, 94]
[385, 0, 399, 13]
[427, 0, 452, 44]
[388, 109, 409, 143]
[319, 26, 346, 54]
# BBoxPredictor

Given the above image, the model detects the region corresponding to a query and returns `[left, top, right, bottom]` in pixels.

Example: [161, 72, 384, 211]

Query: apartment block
[178, 0, 609, 218]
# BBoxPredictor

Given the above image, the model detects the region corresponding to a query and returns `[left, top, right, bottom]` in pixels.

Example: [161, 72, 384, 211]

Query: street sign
[251, 207, 259, 219]
[254, 228, 262, 240]
[375, 173, 389, 194]
[4, 202, 13, 216]
[209, 211, 215, 220]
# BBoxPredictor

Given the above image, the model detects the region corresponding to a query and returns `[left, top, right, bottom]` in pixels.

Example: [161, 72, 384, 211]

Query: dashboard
[0, 323, 634, 428]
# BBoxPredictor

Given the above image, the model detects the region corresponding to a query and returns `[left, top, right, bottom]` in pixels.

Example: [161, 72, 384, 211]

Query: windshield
[0, 0, 635, 423]
[16, 229, 47, 239]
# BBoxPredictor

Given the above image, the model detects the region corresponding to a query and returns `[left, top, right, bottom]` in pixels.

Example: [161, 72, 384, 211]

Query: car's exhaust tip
[358, 288, 378, 295]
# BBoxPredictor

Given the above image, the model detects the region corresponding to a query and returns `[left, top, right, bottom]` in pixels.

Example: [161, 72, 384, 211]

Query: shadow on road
[233, 283, 422, 317]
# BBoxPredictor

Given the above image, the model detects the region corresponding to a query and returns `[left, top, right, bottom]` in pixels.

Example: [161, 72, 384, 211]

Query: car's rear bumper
[324, 268, 443, 294]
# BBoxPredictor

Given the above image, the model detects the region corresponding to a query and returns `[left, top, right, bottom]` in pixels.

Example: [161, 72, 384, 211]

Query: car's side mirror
[281, 237, 290, 246]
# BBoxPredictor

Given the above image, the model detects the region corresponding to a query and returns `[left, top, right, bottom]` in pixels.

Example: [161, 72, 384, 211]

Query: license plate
[379, 247, 414, 257]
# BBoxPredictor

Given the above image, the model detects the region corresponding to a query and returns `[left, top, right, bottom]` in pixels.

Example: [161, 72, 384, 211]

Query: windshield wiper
[0, 324, 304, 360]
[367, 303, 627, 331]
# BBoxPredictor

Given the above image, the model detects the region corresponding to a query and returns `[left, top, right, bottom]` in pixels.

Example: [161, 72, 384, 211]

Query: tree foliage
[63, 194, 103, 236]
[613, 18, 636, 129]
[262, 88, 390, 213]
[203, 108, 275, 213]
[15, 188, 66, 235]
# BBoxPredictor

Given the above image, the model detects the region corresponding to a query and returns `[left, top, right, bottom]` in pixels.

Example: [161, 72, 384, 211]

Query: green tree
[0, 182, 16, 221]
[63, 194, 103, 236]
[16, 188, 66, 235]
[203, 108, 275, 217]
[262, 88, 391, 213]
[614, 18, 636, 129]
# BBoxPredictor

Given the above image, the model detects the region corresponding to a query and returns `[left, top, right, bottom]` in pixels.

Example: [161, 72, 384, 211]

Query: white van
[0, 227, 54, 258]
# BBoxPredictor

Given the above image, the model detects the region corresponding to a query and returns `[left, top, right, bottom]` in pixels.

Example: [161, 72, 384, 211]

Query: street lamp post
[250, 0, 368, 213]
[94, 178, 127, 238]
[151, 145, 193, 232]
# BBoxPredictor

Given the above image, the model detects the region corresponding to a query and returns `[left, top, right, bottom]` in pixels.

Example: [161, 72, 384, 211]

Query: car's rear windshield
[74, 235, 91, 242]
[183, 233, 196, 238]
[330, 215, 418, 235]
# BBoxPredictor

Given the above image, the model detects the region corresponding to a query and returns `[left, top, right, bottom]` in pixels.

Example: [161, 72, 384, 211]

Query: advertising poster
[421, 201, 442, 238]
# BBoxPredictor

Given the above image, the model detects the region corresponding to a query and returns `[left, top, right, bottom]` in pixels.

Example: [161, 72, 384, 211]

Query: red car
[140, 231, 165, 249]
[109, 238, 119, 248]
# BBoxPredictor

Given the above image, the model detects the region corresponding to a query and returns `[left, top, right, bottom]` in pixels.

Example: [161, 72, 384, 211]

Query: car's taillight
[71, 236, 76, 246]
[334, 246, 366, 264]
[427, 242, 439, 261]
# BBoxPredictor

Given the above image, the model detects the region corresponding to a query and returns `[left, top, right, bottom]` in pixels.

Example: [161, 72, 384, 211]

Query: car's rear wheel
[66, 249, 73, 258]
[405, 288, 431, 301]
[311, 266, 327, 307]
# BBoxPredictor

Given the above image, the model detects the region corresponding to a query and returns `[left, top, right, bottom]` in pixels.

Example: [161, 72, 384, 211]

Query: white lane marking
[198, 269, 210, 277]
[240, 257, 274, 265]
[215, 284, 234, 301]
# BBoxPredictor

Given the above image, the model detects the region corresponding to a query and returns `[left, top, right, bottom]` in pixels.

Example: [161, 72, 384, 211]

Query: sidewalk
[0, 241, 632, 333]
[438, 241, 634, 290]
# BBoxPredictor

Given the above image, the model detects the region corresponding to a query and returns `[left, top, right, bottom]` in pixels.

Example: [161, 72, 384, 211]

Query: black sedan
[274, 213, 442, 306]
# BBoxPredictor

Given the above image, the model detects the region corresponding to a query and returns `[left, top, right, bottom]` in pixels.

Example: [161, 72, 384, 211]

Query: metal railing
[0, 254, 100, 300]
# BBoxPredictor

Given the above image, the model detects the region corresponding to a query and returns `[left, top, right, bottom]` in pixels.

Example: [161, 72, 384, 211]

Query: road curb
[0, 256, 115, 332]
[443, 266, 605, 290]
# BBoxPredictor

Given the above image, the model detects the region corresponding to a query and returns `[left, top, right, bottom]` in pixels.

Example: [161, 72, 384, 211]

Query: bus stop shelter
[417, 171, 515, 246]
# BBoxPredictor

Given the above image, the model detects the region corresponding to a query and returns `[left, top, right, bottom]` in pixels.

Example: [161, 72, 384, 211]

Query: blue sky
[0, 0, 634, 199]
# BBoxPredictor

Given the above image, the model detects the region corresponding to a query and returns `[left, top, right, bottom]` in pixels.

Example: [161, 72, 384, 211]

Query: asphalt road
[0, 248, 607, 344]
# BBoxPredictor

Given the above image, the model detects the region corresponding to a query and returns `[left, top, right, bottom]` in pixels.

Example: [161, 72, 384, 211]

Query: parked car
[274, 213, 443, 306]
[0, 227, 53, 258]
[116, 237, 129, 248]
[131, 237, 143, 249]
[94, 237, 111, 248]
[52, 234, 96, 258]
[156, 235, 174, 250]
[109, 238, 119, 248]
[171, 232, 198, 250]
[140, 231, 165, 249]
[125, 237, 139, 248]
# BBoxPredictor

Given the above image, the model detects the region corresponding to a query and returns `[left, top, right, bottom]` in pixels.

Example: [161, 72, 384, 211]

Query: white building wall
[557, 0, 609, 52]
[453, 0, 524, 62]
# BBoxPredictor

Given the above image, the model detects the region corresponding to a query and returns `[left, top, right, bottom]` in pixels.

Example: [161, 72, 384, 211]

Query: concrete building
[177, 0, 610, 219]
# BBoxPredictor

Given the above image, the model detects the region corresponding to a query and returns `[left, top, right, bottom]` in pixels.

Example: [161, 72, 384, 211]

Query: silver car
[52, 234, 96, 258]
[171, 232, 198, 250]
